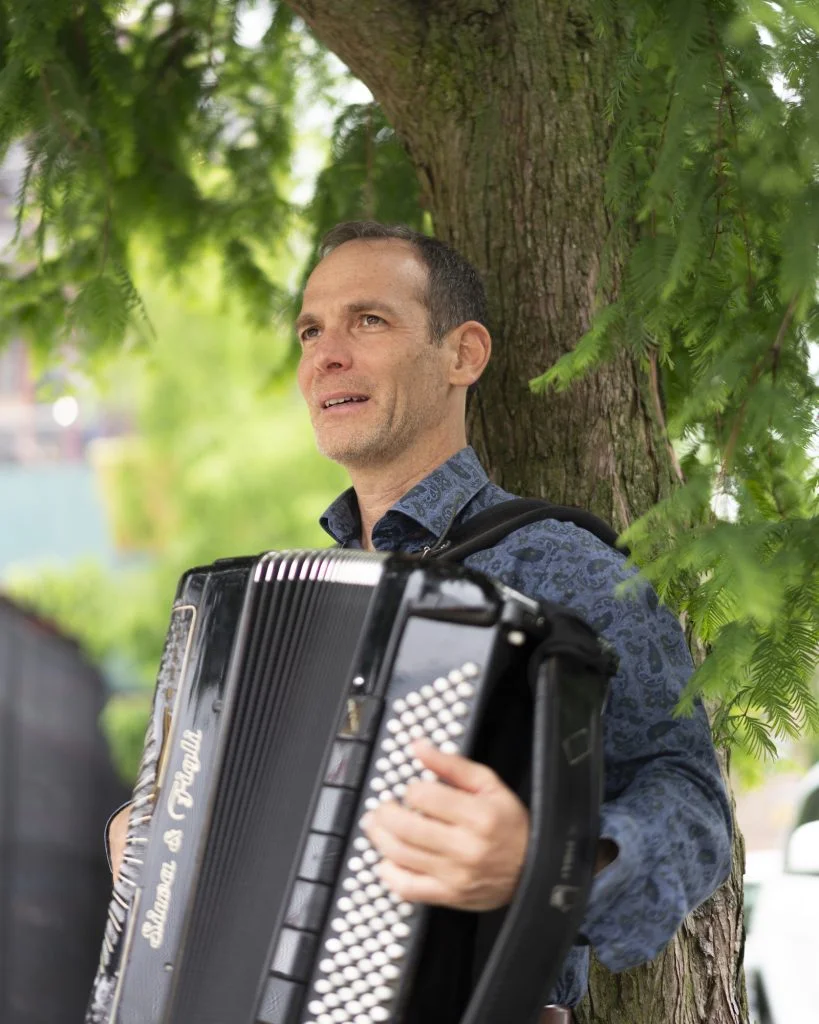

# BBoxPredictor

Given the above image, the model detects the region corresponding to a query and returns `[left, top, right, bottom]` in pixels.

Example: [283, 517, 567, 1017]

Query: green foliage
[0, 0, 308, 350]
[535, 0, 819, 756]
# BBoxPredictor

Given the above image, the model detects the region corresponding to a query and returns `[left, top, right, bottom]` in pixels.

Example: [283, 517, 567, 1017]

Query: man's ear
[447, 321, 491, 388]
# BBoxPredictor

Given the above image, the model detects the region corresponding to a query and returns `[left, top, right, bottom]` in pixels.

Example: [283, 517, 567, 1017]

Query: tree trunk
[286, 2, 748, 1021]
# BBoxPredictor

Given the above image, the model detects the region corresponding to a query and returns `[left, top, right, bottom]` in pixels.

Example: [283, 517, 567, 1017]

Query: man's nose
[312, 327, 353, 372]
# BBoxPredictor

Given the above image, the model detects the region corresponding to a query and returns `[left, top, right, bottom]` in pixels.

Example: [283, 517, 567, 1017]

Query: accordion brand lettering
[141, 860, 177, 949]
[166, 729, 203, 822]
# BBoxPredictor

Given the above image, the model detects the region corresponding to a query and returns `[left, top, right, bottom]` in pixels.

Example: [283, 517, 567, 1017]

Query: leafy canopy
[1, 0, 818, 759]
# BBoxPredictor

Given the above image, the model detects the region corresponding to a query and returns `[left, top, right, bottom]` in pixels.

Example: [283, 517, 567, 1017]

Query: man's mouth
[321, 395, 369, 409]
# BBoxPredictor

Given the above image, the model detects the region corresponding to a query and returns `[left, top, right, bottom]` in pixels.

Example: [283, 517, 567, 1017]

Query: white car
[744, 763, 819, 1024]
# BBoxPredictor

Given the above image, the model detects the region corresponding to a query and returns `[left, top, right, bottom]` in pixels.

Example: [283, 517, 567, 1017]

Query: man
[109, 221, 732, 1019]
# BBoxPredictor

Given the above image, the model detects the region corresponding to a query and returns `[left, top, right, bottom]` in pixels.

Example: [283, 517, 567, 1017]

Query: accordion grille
[163, 551, 380, 1024]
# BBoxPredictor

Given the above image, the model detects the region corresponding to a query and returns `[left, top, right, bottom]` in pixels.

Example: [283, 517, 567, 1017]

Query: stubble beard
[314, 402, 423, 470]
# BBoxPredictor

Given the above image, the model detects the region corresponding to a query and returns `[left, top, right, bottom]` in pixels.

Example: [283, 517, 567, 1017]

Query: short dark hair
[318, 221, 489, 345]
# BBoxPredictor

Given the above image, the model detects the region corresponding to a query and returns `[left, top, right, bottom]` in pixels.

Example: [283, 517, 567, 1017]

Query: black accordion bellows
[87, 549, 615, 1024]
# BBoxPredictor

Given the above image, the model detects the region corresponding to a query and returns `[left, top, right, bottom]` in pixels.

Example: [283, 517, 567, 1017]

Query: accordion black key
[87, 549, 615, 1024]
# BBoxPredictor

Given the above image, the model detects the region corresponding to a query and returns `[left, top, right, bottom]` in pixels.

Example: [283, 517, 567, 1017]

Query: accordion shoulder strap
[426, 498, 628, 562]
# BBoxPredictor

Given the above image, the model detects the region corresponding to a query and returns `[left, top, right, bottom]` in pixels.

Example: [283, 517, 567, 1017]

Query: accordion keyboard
[256, 660, 482, 1024]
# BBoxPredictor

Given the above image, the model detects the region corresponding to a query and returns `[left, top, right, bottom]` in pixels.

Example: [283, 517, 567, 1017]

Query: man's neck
[350, 440, 466, 550]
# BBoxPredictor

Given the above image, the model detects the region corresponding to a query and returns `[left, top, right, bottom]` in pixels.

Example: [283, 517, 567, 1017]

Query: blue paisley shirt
[320, 446, 733, 1007]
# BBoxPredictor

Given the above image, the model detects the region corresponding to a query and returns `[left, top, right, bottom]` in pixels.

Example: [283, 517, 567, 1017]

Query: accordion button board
[292, 658, 483, 1024]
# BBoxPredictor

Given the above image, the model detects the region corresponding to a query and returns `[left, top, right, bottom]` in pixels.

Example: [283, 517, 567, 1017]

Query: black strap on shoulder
[427, 498, 628, 562]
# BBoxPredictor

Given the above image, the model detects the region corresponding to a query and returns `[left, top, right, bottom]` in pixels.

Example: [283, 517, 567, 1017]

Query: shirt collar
[319, 446, 490, 550]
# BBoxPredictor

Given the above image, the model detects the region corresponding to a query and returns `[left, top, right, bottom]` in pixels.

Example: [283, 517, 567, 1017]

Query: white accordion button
[462, 662, 479, 677]
[334, 951, 351, 968]
[319, 958, 335, 973]
[451, 700, 469, 717]
[440, 740, 459, 755]
[395, 730, 411, 747]
[433, 677, 448, 693]
[353, 836, 370, 852]
[447, 669, 464, 684]
[428, 697, 445, 713]
[363, 848, 379, 864]
[375, 757, 391, 773]
[326, 934, 344, 950]
[437, 708, 454, 724]
[364, 797, 379, 811]
[397, 901, 413, 917]
[381, 963, 400, 980]
[406, 692, 422, 707]
[447, 721, 464, 737]
[391, 921, 411, 939]
[371, 1006, 390, 1021]
[348, 857, 365, 872]
[388, 750, 405, 766]
[420, 684, 435, 699]
[315, 979, 331, 994]
[400, 710, 417, 726]
[386, 942, 405, 960]
[408, 724, 425, 739]
[456, 681, 475, 698]
[386, 719, 401, 734]
[392, 698, 407, 713]
[380, 738, 396, 753]
[369, 778, 386, 793]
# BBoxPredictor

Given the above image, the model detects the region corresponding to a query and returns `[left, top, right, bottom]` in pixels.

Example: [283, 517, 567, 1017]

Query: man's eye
[361, 314, 384, 326]
[300, 326, 319, 342]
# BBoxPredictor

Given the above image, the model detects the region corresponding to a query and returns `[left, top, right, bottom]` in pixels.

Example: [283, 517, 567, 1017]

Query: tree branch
[648, 347, 685, 486]
[282, 0, 425, 124]
[719, 293, 799, 477]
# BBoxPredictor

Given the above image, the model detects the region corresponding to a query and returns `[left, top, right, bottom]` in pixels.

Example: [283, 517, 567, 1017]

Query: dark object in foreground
[86, 550, 614, 1024]
[0, 595, 127, 1024]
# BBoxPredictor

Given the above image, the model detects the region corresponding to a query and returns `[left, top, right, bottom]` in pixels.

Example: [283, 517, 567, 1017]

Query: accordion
[87, 549, 614, 1024]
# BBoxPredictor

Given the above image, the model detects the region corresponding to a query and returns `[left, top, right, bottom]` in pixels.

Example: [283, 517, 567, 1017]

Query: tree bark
[285, 1, 748, 1021]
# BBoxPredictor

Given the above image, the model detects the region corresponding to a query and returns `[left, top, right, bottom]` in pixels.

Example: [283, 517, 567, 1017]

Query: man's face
[296, 239, 453, 468]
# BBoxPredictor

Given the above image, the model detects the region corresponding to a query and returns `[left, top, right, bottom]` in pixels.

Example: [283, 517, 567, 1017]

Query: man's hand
[360, 740, 529, 912]
[108, 805, 131, 883]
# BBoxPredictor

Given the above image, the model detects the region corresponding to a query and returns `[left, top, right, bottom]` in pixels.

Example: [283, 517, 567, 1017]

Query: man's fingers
[376, 859, 451, 905]
[410, 740, 499, 793]
[363, 814, 446, 875]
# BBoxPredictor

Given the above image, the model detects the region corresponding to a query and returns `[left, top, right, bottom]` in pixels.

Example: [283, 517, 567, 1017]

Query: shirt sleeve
[533, 532, 733, 972]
